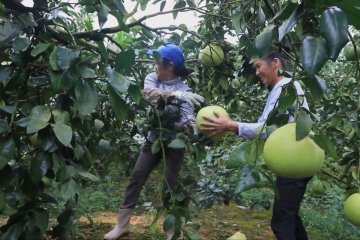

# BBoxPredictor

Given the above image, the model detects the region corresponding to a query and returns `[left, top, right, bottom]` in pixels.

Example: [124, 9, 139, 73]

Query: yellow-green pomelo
[344, 42, 360, 61]
[310, 179, 328, 195]
[263, 123, 324, 178]
[199, 44, 224, 67]
[344, 193, 360, 227]
[196, 106, 229, 141]
[226, 231, 247, 240]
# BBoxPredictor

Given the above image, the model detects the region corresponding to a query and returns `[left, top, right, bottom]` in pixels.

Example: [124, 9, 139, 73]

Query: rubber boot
[104, 208, 132, 240]
[166, 225, 175, 240]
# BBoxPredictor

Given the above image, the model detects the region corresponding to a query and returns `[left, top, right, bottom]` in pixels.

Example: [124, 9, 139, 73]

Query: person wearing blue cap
[104, 43, 204, 240]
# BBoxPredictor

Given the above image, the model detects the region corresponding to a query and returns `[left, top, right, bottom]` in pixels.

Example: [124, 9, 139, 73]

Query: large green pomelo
[344, 193, 360, 227]
[196, 106, 229, 141]
[263, 123, 324, 178]
[344, 42, 360, 61]
[199, 44, 224, 67]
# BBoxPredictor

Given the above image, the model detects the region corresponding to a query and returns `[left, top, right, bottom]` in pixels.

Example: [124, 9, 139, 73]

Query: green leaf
[160, 1, 166, 11]
[226, 142, 252, 169]
[301, 75, 327, 101]
[30, 105, 51, 122]
[313, 134, 339, 160]
[0, 19, 21, 43]
[79, 66, 96, 78]
[52, 123, 72, 147]
[235, 165, 260, 194]
[111, 0, 128, 15]
[0, 188, 5, 211]
[151, 138, 161, 154]
[106, 67, 131, 93]
[0, 136, 15, 167]
[50, 69, 79, 91]
[31, 43, 52, 57]
[257, 4, 265, 26]
[278, 83, 296, 112]
[0, 105, 16, 114]
[332, 0, 360, 30]
[115, 49, 135, 73]
[278, 2, 304, 41]
[18, 13, 38, 27]
[301, 36, 328, 76]
[0, 66, 13, 87]
[296, 108, 313, 141]
[173, 1, 186, 19]
[61, 179, 78, 199]
[0, 119, 10, 134]
[49, 47, 59, 71]
[97, 40, 108, 63]
[255, 24, 276, 57]
[12, 37, 31, 51]
[168, 138, 186, 149]
[74, 79, 98, 116]
[56, 47, 80, 70]
[98, 1, 110, 29]
[33, 208, 49, 235]
[108, 86, 128, 121]
[271, 1, 297, 22]
[27, 119, 49, 134]
[94, 119, 104, 130]
[163, 214, 176, 231]
[78, 171, 100, 182]
[30, 153, 50, 184]
[3, 223, 23, 240]
[320, 7, 349, 60]
[15, 117, 30, 127]
[74, 143, 85, 160]
[186, 0, 196, 8]
[52, 110, 70, 124]
[128, 84, 143, 104]
[232, 11, 243, 35]
[98, 139, 111, 153]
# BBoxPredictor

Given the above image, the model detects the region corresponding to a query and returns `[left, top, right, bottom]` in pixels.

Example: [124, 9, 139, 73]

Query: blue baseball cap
[147, 43, 185, 68]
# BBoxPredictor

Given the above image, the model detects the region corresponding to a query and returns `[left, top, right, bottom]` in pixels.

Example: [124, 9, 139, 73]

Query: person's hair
[262, 52, 289, 71]
[162, 57, 191, 78]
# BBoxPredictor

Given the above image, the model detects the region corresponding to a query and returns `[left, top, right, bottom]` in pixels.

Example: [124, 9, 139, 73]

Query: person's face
[253, 58, 281, 87]
[155, 61, 174, 80]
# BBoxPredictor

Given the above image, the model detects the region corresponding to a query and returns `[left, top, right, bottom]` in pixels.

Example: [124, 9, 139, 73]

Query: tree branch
[127, 1, 140, 18]
[73, 6, 230, 38]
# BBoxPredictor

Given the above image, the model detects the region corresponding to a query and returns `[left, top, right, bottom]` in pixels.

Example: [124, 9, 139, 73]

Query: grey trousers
[120, 141, 185, 209]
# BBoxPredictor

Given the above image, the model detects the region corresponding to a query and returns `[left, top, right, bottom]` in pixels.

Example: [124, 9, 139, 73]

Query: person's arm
[142, 72, 175, 105]
[237, 87, 282, 139]
[142, 73, 204, 107]
[201, 87, 282, 140]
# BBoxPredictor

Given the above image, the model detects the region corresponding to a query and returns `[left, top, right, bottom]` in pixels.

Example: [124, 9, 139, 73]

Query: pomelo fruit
[196, 106, 229, 141]
[199, 44, 224, 67]
[310, 179, 328, 195]
[344, 42, 360, 61]
[344, 193, 360, 227]
[263, 123, 324, 178]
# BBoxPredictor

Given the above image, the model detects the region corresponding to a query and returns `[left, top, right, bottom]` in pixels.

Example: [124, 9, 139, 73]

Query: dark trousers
[271, 176, 312, 240]
[120, 141, 185, 209]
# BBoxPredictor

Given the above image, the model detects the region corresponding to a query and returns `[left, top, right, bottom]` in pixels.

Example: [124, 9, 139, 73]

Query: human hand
[200, 111, 237, 137]
[172, 91, 205, 108]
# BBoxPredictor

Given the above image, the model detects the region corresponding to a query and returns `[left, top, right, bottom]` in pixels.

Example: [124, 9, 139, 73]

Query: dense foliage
[0, 0, 359, 239]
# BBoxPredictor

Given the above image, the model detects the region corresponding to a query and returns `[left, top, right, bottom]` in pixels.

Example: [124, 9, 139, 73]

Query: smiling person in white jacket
[104, 43, 204, 240]
[201, 52, 312, 240]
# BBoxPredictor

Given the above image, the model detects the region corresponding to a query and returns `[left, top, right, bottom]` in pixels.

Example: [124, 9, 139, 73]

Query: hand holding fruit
[195, 106, 236, 141]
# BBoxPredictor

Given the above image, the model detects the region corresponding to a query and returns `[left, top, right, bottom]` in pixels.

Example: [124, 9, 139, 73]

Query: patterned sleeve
[142, 72, 175, 105]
